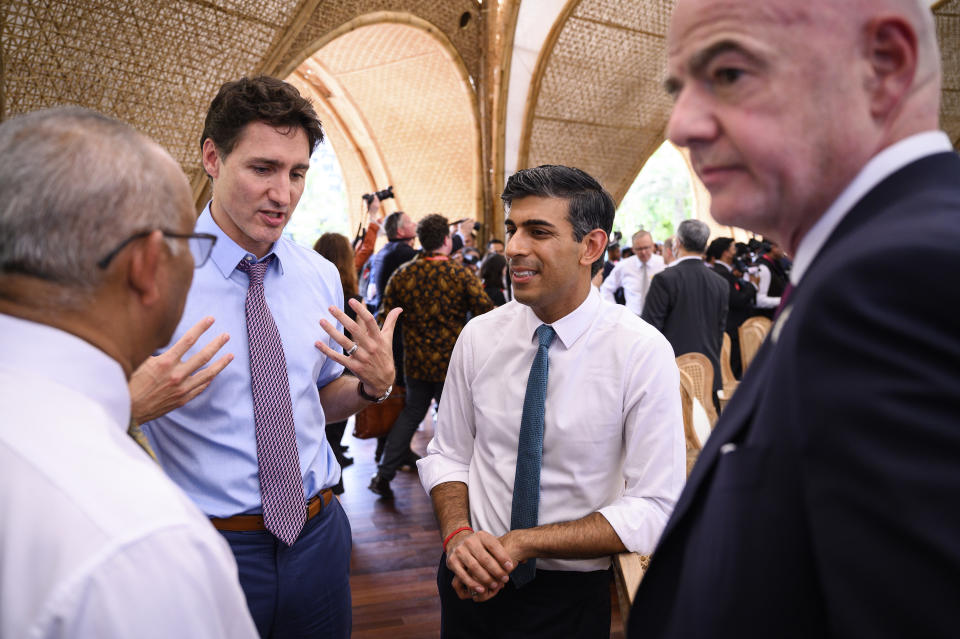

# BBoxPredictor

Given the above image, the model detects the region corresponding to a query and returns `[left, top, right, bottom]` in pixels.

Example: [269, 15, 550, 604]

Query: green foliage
[613, 142, 694, 244]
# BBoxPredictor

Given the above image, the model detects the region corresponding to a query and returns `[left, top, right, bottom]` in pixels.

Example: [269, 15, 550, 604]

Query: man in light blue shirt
[139, 76, 400, 638]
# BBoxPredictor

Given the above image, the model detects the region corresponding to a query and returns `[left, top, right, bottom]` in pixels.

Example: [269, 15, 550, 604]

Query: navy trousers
[438, 553, 611, 638]
[219, 497, 352, 638]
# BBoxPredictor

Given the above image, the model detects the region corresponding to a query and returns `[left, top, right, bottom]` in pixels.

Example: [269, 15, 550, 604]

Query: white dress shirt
[755, 262, 782, 309]
[418, 287, 686, 571]
[0, 314, 257, 639]
[600, 253, 665, 315]
[791, 130, 954, 285]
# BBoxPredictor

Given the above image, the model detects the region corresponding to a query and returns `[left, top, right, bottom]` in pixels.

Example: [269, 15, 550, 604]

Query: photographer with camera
[353, 192, 386, 273]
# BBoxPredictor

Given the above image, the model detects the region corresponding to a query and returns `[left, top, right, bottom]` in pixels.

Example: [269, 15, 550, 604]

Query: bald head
[665, 0, 943, 251]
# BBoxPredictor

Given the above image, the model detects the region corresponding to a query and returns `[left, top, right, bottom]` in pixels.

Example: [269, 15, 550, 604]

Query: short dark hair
[706, 237, 734, 261]
[417, 213, 450, 252]
[384, 211, 407, 241]
[501, 165, 614, 275]
[487, 238, 504, 248]
[200, 76, 324, 159]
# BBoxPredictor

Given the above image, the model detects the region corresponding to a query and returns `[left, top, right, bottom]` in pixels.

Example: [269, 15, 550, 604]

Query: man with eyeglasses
[0, 108, 258, 637]
[135, 76, 400, 638]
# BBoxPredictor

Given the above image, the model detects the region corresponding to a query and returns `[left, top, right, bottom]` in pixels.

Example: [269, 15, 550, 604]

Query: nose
[267, 173, 291, 209]
[666, 85, 718, 150]
[505, 232, 527, 261]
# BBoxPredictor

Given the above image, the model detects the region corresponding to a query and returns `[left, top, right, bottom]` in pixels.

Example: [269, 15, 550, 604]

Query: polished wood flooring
[339, 413, 626, 638]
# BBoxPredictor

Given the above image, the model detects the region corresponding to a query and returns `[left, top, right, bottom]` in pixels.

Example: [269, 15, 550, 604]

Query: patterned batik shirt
[379, 252, 495, 382]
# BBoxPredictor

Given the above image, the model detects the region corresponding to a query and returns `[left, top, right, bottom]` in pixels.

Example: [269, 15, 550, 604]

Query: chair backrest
[675, 352, 719, 427]
[678, 369, 699, 477]
[720, 332, 738, 394]
[739, 315, 773, 372]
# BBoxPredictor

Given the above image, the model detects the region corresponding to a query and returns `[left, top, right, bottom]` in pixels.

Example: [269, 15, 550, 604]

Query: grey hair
[676, 219, 711, 253]
[0, 107, 186, 297]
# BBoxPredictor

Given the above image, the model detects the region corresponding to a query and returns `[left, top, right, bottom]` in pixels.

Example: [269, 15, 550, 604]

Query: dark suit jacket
[712, 263, 758, 377]
[629, 152, 960, 638]
[711, 262, 756, 333]
[641, 258, 728, 393]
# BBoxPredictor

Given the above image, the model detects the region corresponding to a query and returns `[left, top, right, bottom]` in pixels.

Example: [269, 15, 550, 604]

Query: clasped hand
[446, 530, 528, 603]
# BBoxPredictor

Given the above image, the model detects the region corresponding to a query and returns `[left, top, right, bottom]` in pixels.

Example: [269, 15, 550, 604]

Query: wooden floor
[339, 413, 626, 638]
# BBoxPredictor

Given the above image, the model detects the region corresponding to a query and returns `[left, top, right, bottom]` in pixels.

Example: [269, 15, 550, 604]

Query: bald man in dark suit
[630, 0, 960, 636]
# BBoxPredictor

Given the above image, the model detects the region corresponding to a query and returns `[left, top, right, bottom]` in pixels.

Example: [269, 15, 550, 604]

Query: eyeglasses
[97, 230, 217, 269]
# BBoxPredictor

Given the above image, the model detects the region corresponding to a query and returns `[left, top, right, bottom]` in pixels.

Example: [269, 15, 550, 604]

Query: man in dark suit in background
[630, 0, 960, 636]
[642, 219, 728, 400]
[706, 237, 756, 378]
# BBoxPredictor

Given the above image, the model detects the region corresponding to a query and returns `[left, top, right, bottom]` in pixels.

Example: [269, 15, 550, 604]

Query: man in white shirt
[753, 240, 787, 317]
[600, 229, 665, 314]
[0, 108, 257, 638]
[419, 164, 685, 638]
[631, 0, 960, 636]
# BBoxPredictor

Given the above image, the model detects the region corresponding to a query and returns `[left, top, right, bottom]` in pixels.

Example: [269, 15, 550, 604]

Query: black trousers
[438, 553, 611, 639]
[378, 377, 443, 481]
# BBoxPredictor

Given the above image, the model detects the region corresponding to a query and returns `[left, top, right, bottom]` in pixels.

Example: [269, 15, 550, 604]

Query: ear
[863, 15, 918, 120]
[579, 228, 608, 269]
[127, 230, 165, 306]
[201, 138, 223, 180]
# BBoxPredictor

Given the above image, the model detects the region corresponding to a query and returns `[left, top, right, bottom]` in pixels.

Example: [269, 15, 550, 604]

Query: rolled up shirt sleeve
[597, 332, 686, 554]
[417, 325, 476, 492]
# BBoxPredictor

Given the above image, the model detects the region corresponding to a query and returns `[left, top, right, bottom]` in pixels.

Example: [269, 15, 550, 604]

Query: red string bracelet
[443, 526, 474, 552]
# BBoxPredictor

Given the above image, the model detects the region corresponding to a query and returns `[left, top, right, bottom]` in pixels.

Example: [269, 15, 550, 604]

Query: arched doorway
[284, 15, 482, 248]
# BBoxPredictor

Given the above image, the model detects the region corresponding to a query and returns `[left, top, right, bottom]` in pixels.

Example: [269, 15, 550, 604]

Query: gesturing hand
[315, 298, 402, 396]
[129, 316, 233, 423]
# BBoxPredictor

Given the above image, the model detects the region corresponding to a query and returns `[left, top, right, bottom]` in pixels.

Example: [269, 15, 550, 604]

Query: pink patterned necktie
[237, 255, 306, 546]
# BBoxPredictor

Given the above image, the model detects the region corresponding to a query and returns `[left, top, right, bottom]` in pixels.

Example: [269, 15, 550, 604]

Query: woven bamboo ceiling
[289, 21, 480, 228]
[0, 0, 957, 228]
[520, 0, 676, 205]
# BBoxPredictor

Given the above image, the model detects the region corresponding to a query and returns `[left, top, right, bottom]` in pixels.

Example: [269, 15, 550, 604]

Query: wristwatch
[357, 380, 392, 404]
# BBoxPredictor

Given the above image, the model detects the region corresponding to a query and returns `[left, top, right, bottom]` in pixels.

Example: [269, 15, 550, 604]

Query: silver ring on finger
[345, 343, 359, 357]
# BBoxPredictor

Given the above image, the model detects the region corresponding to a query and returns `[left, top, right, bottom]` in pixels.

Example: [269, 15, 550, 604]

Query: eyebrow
[505, 218, 558, 230]
[249, 157, 310, 171]
[664, 39, 764, 95]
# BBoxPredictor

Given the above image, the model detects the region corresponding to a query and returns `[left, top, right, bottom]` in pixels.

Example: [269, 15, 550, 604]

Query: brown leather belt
[209, 488, 335, 532]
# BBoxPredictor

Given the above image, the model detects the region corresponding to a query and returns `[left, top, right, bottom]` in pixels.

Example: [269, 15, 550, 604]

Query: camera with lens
[362, 186, 394, 204]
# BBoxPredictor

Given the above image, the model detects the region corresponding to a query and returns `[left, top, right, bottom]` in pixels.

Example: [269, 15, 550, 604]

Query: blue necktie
[510, 324, 556, 587]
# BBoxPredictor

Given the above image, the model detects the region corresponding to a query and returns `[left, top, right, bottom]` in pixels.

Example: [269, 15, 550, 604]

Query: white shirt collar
[521, 285, 600, 350]
[672, 255, 703, 266]
[791, 131, 953, 285]
[715, 260, 732, 272]
[200, 202, 288, 279]
[0, 313, 130, 429]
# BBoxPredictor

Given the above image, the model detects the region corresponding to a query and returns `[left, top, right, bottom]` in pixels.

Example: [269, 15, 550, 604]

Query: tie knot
[237, 254, 274, 285]
[534, 324, 555, 349]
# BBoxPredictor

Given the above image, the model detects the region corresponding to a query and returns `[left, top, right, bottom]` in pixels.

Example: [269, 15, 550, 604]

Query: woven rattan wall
[521, 0, 676, 204]
[0, 0, 311, 191]
[935, 1, 960, 148]
[298, 22, 479, 226]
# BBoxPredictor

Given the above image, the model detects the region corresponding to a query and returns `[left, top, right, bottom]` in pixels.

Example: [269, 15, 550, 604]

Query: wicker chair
[717, 333, 739, 411]
[675, 352, 719, 428]
[739, 316, 773, 372]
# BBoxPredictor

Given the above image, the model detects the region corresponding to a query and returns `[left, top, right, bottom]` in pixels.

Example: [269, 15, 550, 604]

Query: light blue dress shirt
[142, 205, 345, 518]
